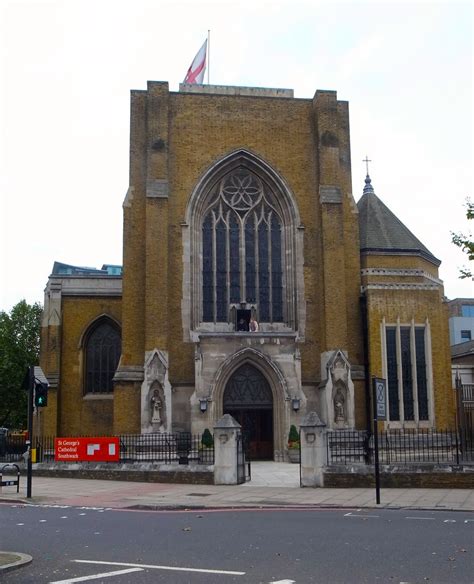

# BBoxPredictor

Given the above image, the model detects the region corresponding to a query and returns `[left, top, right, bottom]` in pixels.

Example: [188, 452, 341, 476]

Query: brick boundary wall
[3, 464, 473, 488]
[11, 463, 214, 485]
[324, 465, 474, 489]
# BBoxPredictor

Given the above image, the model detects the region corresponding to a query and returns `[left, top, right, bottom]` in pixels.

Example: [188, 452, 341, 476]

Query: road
[1, 503, 472, 583]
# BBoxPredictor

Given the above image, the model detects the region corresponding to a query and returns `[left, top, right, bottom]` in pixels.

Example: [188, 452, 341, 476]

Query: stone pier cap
[214, 414, 241, 430]
[300, 411, 326, 428]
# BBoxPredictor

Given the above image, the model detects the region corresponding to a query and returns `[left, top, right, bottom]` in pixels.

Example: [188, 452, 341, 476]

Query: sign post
[26, 366, 34, 498]
[372, 377, 387, 504]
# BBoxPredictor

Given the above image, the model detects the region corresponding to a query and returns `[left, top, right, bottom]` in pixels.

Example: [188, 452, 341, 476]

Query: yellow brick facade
[39, 82, 455, 457]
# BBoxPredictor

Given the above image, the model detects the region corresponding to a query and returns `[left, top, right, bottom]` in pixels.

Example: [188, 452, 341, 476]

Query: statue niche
[320, 349, 355, 429]
[141, 349, 172, 434]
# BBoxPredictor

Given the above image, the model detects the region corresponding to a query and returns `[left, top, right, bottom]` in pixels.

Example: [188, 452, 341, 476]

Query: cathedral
[39, 82, 454, 461]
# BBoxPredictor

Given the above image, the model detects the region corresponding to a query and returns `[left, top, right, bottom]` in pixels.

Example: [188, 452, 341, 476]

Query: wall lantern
[199, 398, 208, 413]
[292, 397, 301, 412]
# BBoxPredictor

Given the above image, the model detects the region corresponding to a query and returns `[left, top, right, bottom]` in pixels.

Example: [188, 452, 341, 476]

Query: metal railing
[0, 432, 214, 465]
[327, 428, 474, 466]
[461, 384, 474, 403]
[0, 434, 27, 462]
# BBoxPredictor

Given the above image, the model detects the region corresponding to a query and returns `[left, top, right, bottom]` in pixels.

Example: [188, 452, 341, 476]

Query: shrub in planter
[288, 424, 300, 449]
[201, 428, 214, 448]
[288, 425, 300, 463]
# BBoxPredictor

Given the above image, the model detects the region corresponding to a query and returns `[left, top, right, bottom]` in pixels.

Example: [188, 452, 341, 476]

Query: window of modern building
[385, 324, 430, 423]
[461, 305, 474, 317]
[84, 320, 121, 394]
[461, 330, 472, 341]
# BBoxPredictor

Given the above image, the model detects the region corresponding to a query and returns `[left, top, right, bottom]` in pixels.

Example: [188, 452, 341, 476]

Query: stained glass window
[258, 221, 270, 321]
[401, 328, 414, 420]
[229, 214, 240, 303]
[202, 215, 213, 322]
[216, 219, 227, 322]
[415, 328, 428, 420]
[386, 327, 399, 421]
[85, 321, 121, 394]
[245, 215, 256, 303]
[385, 325, 430, 423]
[201, 169, 284, 324]
[271, 215, 283, 321]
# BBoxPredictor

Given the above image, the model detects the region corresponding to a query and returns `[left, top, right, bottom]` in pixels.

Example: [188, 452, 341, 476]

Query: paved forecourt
[0, 461, 473, 512]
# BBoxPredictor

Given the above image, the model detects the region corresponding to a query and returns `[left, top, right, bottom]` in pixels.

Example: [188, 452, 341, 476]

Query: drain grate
[186, 492, 213, 497]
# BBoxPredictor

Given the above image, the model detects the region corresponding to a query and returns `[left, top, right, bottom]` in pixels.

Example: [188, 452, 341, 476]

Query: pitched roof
[357, 175, 440, 266]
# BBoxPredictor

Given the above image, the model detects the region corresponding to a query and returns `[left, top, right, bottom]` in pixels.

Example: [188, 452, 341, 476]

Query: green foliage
[201, 428, 214, 448]
[451, 198, 473, 279]
[288, 424, 300, 448]
[0, 300, 42, 428]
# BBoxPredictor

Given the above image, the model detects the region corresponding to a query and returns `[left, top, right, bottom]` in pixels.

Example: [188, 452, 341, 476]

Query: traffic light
[34, 382, 48, 408]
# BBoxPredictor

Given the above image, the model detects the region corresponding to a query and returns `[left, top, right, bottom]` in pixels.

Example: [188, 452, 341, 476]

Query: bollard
[0, 464, 21, 493]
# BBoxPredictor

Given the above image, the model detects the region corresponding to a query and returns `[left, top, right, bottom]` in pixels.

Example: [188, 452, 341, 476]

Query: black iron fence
[0, 434, 27, 462]
[328, 427, 474, 466]
[0, 432, 214, 465]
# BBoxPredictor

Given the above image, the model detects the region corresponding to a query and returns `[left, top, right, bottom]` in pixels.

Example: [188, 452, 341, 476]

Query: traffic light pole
[26, 365, 34, 498]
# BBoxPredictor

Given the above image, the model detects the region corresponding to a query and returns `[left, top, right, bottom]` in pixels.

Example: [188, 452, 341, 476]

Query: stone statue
[151, 389, 162, 425]
[334, 388, 345, 424]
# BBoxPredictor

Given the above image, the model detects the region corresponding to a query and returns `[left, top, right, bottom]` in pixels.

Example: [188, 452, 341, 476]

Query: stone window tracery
[201, 169, 284, 323]
[184, 150, 303, 336]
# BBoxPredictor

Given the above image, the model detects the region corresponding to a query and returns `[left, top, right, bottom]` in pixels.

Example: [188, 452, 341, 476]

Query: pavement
[1, 461, 473, 573]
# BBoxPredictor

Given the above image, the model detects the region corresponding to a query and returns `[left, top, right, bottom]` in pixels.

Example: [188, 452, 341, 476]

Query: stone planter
[288, 448, 300, 463]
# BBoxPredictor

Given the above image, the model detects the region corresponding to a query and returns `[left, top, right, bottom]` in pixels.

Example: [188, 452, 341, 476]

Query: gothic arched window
[184, 151, 303, 335]
[84, 319, 121, 394]
[201, 169, 284, 323]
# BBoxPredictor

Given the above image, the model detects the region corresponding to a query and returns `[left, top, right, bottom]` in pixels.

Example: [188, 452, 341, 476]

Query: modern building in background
[448, 298, 474, 345]
[448, 298, 474, 386]
[39, 82, 454, 460]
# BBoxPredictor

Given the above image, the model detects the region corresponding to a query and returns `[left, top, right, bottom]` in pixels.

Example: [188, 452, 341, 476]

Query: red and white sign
[55, 437, 120, 462]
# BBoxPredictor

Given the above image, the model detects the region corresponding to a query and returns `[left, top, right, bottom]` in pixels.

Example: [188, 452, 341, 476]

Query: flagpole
[207, 29, 210, 85]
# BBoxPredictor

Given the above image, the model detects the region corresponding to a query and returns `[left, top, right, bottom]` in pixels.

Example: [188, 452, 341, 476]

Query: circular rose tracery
[221, 172, 263, 211]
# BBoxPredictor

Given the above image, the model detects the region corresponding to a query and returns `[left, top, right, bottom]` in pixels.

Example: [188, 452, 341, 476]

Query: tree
[451, 199, 474, 279]
[0, 300, 42, 429]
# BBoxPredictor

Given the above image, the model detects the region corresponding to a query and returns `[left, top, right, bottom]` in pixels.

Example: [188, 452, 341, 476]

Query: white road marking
[405, 517, 435, 520]
[50, 567, 143, 583]
[40, 519, 47, 522]
[270, 580, 296, 583]
[464, 519, 474, 523]
[74, 559, 245, 576]
[343, 512, 379, 518]
[16, 523, 24, 525]
[444, 519, 456, 523]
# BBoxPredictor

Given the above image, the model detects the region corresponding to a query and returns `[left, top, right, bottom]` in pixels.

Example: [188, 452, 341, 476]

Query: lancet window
[84, 319, 121, 394]
[385, 324, 430, 423]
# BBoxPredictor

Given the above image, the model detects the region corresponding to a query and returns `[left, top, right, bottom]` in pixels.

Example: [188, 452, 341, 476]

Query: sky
[0, 0, 472, 312]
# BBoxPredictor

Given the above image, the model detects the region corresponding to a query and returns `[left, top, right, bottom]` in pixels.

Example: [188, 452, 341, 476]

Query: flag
[183, 39, 207, 84]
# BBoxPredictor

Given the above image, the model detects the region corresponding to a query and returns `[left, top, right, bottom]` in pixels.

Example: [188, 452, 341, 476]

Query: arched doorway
[223, 363, 273, 460]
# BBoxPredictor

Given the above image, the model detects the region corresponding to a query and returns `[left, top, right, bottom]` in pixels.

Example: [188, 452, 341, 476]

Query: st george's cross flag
[183, 39, 207, 84]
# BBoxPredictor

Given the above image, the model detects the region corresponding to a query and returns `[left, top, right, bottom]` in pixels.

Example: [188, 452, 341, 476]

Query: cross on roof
[363, 156, 372, 175]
